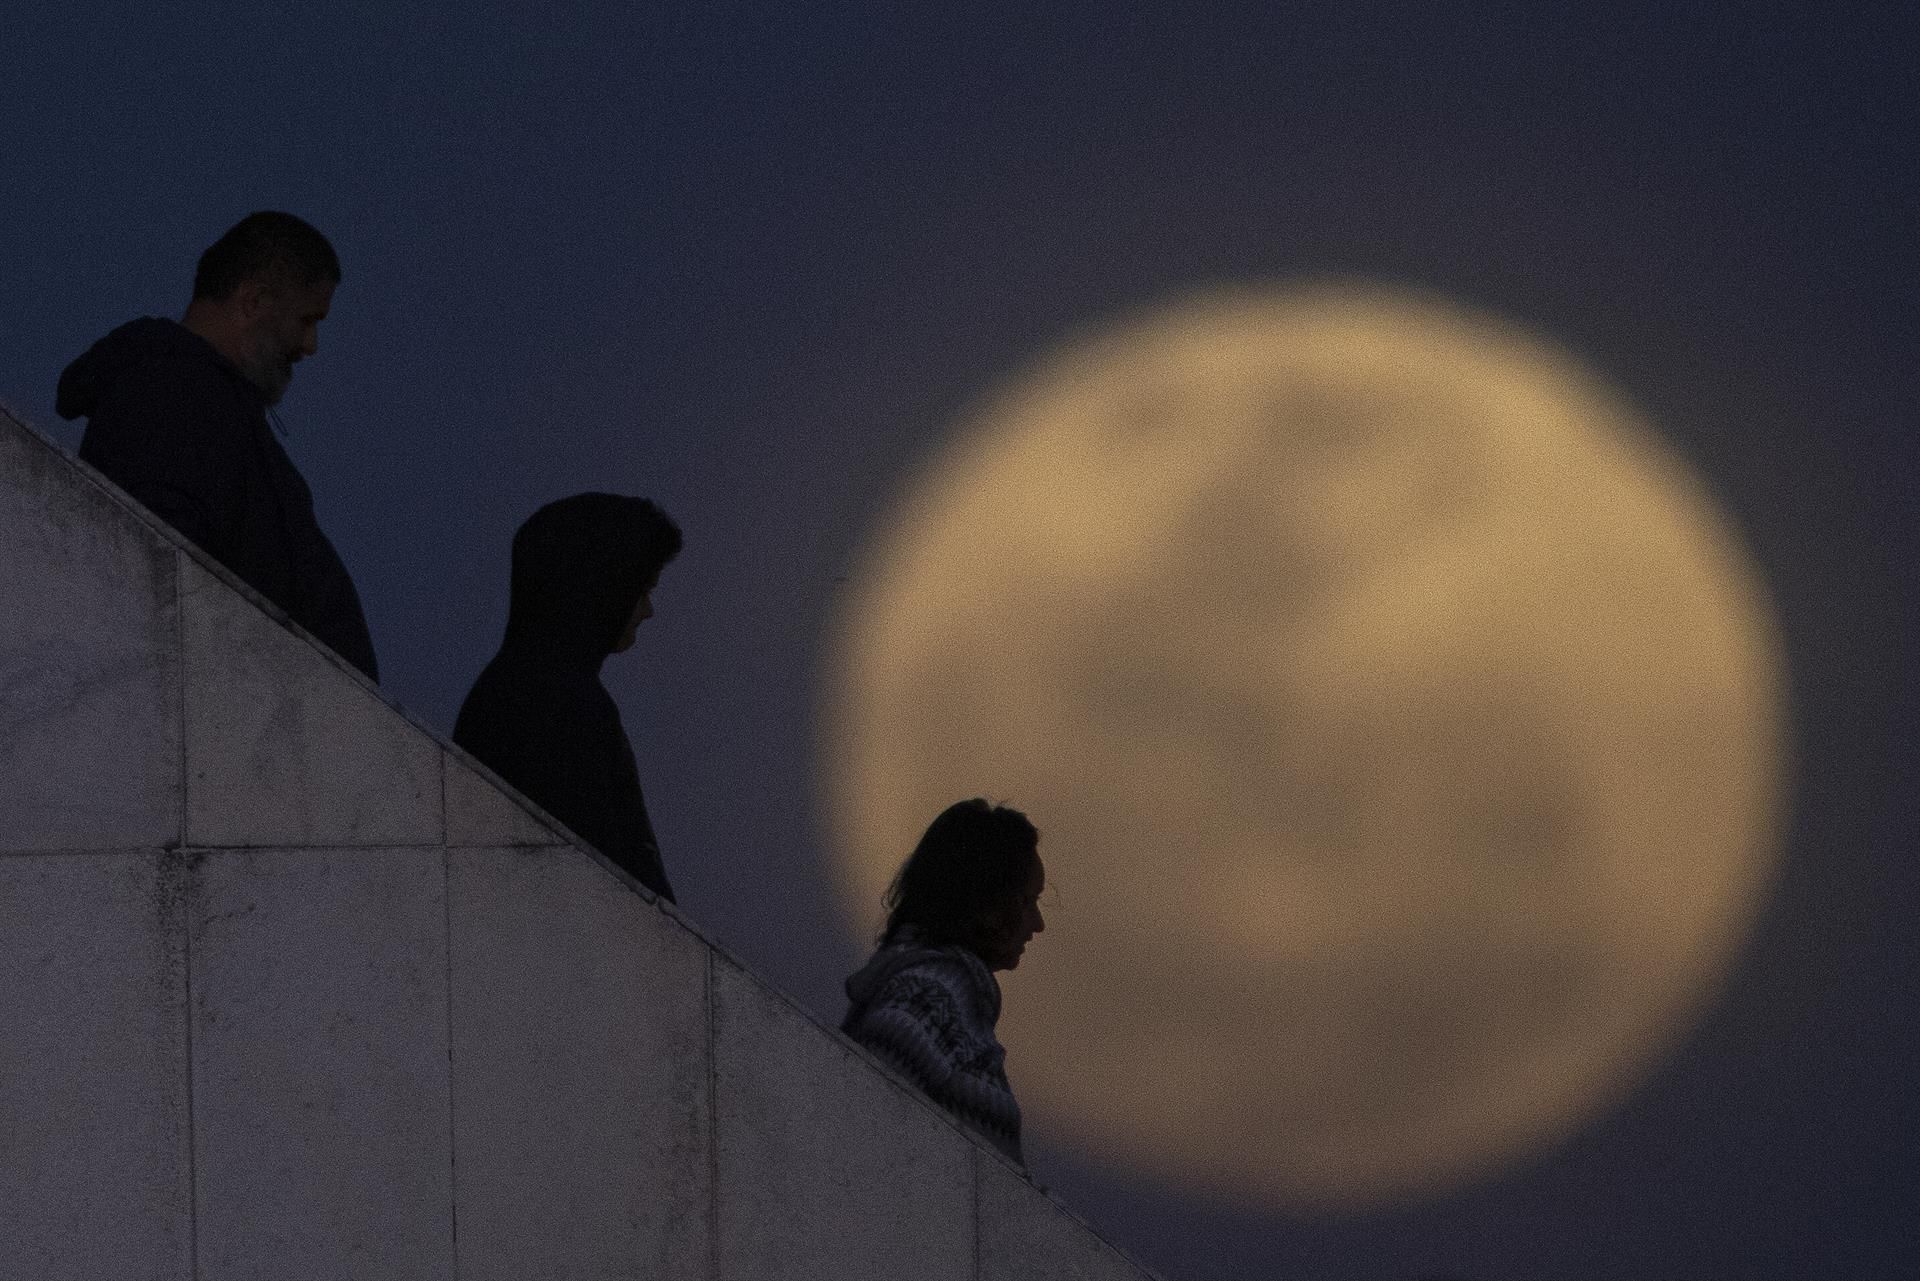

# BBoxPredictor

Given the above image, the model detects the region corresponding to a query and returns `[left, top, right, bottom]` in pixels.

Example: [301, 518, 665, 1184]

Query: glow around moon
[822, 284, 1786, 1210]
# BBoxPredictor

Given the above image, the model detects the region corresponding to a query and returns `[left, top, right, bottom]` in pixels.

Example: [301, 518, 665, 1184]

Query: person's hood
[55, 317, 253, 421]
[843, 928, 958, 1012]
[501, 492, 662, 671]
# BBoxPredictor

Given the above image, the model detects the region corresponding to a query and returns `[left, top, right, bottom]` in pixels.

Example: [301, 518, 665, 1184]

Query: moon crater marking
[825, 283, 1785, 1209]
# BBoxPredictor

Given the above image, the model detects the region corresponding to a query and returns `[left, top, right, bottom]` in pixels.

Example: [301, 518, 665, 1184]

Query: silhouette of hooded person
[454, 493, 681, 901]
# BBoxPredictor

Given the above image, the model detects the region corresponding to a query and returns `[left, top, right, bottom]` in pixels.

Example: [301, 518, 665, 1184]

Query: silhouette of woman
[841, 799, 1046, 1165]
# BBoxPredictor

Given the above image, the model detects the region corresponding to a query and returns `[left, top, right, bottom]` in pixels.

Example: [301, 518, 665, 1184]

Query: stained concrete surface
[188, 845, 453, 1280]
[182, 559, 442, 848]
[448, 844, 711, 1280]
[0, 850, 193, 1280]
[1, 404, 1163, 1279]
[0, 424, 181, 850]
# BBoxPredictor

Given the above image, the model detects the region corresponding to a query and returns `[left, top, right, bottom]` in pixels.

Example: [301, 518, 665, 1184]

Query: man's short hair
[193, 212, 341, 301]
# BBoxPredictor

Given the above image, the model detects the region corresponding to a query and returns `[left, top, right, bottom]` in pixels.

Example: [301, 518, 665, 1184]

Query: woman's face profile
[977, 856, 1047, 971]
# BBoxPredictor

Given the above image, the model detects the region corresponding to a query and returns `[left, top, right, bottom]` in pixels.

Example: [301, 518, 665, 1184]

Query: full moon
[823, 284, 1785, 1209]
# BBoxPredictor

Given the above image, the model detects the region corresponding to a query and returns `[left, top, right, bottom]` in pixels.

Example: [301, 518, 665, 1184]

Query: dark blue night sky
[5, 5, 1914, 1277]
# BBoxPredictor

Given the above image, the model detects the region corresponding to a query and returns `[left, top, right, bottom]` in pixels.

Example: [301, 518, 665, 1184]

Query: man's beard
[244, 338, 295, 405]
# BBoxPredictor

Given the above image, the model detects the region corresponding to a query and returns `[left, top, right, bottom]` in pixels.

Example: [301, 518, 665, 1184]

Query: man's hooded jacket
[57, 317, 379, 679]
[453, 493, 675, 902]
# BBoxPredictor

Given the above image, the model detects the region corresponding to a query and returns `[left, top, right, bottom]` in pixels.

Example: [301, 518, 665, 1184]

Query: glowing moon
[824, 284, 1785, 1209]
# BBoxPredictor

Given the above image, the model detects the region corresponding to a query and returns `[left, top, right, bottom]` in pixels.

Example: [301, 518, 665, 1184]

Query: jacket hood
[501, 492, 671, 670]
[843, 928, 964, 1012]
[56, 317, 251, 421]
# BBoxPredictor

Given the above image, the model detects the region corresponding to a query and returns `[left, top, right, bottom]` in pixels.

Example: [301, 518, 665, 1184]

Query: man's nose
[301, 326, 320, 358]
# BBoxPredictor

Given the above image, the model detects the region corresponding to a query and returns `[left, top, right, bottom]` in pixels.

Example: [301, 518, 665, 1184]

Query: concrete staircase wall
[0, 406, 1157, 1281]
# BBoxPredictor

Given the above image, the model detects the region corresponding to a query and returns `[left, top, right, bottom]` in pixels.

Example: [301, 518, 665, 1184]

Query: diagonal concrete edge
[0, 400, 1169, 1280]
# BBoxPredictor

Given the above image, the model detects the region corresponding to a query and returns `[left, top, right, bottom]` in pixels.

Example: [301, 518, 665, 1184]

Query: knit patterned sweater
[841, 931, 1024, 1165]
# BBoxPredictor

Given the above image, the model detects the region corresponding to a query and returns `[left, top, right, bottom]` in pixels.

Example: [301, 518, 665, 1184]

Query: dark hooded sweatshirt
[452, 494, 674, 902]
[56, 317, 379, 680]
